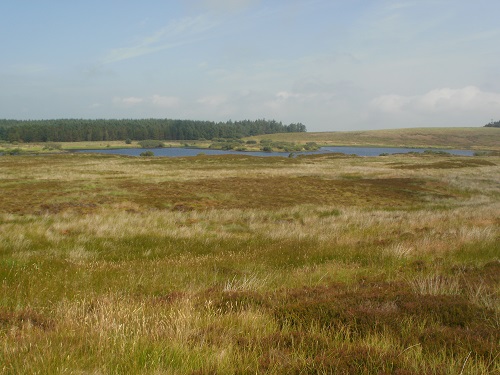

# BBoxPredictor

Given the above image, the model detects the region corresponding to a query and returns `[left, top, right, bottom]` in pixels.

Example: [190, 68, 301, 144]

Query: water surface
[73, 146, 474, 158]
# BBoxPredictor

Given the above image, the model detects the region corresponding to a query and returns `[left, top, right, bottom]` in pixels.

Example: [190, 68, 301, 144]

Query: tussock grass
[409, 274, 461, 296]
[0, 152, 499, 373]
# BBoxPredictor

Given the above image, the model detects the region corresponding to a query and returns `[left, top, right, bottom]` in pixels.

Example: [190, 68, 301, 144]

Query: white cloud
[113, 96, 144, 106]
[268, 91, 323, 111]
[270, 80, 362, 107]
[197, 95, 227, 107]
[151, 95, 180, 108]
[370, 94, 409, 113]
[112, 95, 180, 110]
[371, 86, 500, 114]
[275, 91, 300, 100]
[101, 15, 219, 64]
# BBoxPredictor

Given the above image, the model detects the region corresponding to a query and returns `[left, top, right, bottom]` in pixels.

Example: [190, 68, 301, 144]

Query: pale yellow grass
[3, 200, 498, 261]
[409, 275, 461, 296]
[50, 294, 275, 369]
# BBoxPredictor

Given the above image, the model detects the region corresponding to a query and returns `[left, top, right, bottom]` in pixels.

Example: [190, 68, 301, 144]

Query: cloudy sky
[1, 0, 499, 131]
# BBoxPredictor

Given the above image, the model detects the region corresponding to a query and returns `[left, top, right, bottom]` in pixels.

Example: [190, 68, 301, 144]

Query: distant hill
[485, 120, 500, 128]
[247, 127, 500, 151]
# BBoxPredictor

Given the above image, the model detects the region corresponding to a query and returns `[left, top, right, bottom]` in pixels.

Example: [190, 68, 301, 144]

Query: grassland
[0, 151, 499, 374]
[248, 127, 500, 151]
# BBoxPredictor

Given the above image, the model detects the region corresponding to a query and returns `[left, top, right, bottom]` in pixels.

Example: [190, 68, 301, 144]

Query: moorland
[247, 127, 500, 151]
[0, 128, 499, 374]
[1, 127, 498, 154]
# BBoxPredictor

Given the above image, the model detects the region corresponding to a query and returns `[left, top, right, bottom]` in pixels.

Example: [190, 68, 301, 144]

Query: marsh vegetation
[0, 151, 498, 373]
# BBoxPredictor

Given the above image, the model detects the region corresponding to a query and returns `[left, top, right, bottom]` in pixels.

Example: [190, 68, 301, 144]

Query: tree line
[0, 118, 306, 143]
[484, 120, 500, 128]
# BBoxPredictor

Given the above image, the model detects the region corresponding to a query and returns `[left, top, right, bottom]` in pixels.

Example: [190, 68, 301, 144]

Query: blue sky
[1, 0, 500, 131]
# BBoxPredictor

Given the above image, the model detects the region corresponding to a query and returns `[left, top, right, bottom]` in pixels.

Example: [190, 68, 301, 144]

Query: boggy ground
[0, 152, 499, 374]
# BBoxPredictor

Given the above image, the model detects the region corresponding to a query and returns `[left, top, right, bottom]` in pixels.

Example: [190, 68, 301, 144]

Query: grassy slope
[0, 152, 499, 374]
[248, 127, 500, 150]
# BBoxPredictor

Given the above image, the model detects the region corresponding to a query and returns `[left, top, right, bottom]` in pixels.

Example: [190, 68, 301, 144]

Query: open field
[1, 127, 498, 154]
[0, 151, 499, 373]
[248, 127, 500, 151]
[0, 140, 191, 153]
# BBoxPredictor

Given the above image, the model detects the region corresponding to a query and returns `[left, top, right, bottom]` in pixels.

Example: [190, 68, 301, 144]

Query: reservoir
[73, 146, 475, 158]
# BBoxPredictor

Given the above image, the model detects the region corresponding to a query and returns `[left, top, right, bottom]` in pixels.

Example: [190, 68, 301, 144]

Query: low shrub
[0, 308, 54, 331]
[313, 346, 411, 374]
[398, 294, 484, 327]
[138, 140, 164, 148]
[304, 142, 319, 151]
[419, 326, 499, 360]
[273, 281, 494, 336]
[43, 142, 62, 150]
[3, 148, 22, 155]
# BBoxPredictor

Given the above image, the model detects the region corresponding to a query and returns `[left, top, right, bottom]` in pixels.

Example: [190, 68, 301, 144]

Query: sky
[1, 0, 500, 131]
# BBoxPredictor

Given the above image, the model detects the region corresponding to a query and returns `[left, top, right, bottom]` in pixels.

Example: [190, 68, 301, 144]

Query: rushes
[465, 281, 499, 312]
[409, 274, 461, 296]
[385, 243, 414, 258]
[223, 274, 268, 292]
